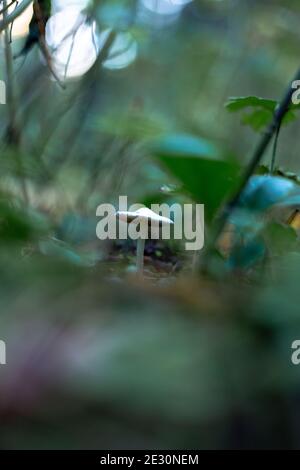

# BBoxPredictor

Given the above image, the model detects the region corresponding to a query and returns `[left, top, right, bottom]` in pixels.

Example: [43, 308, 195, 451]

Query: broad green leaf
[242, 109, 276, 132]
[152, 134, 240, 221]
[153, 134, 218, 159]
[239, 175, 299, 210]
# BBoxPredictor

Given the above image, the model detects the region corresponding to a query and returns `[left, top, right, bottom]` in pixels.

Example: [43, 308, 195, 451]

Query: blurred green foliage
[1, 0, 300, 450]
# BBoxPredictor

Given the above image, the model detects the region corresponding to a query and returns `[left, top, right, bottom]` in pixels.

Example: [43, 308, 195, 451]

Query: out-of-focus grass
[1, 242, 300, 449]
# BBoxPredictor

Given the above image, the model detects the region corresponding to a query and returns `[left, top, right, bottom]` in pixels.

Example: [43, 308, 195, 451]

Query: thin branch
[33, 1, 66, 88]
[270, 121, 282, 174]
[63, 30, 77, 81]
[0, 0, 32, 33]
[9, 0, 18, 43]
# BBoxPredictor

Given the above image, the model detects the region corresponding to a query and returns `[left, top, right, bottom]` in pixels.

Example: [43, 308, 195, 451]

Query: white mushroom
[116, 207, 173, 274]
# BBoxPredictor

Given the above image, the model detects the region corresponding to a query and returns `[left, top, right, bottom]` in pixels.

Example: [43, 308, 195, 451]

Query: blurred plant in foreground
[1, 0, 300, 451]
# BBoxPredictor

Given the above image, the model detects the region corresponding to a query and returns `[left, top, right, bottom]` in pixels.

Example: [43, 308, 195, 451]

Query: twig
[0, 0, 17, 16]
[0, 0, 32, 33]
[270, 121, 282, 174]
[33, 1, 66, 89]
[3, 0, 18, 143]
[63, 30, 77, 81]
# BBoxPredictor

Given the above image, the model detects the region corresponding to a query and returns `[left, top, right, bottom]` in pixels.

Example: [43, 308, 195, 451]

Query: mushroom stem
[136, 237, 146, 274]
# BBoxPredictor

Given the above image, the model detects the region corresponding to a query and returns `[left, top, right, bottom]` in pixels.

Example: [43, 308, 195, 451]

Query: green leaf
[239, 175, 299, 211]
[225, 96, 277, 112]
[225, 96, 300, 131]
[153, 134, 219, 159]
[152, 134, 240, 221]
[241, 109, 275, 132]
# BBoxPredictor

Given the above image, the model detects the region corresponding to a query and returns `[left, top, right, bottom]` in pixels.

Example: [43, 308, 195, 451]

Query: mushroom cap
[116, 207, 173, 227]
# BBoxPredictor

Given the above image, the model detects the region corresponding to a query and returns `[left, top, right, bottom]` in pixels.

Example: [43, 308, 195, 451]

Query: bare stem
[3, 1, 17, 141]
[2, 0, 29, 203]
